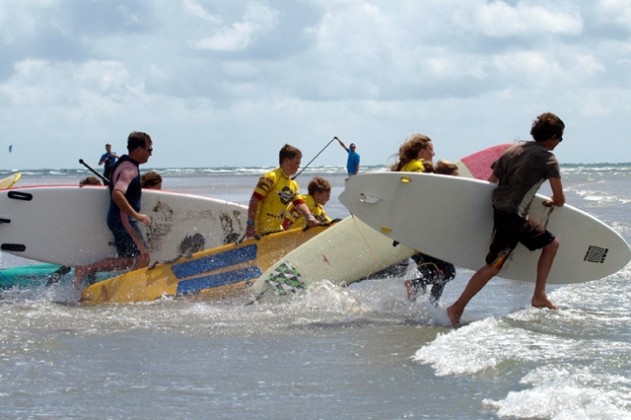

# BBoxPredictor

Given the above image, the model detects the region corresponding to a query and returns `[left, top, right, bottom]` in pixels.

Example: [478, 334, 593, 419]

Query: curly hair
[530, 112, 565, 142]
[390, 134, 433, 172]
[307, 176, 331, 196]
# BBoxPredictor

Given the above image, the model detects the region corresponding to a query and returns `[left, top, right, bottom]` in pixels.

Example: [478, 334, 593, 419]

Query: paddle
[292, 137, 337, 180]
[79, 158, 110, 185]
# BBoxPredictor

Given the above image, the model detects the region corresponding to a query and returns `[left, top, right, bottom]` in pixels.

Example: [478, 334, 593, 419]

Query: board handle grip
[1, 243, 26, 252]
[359, 193, 381, 204]
[7, 191, 33, 201]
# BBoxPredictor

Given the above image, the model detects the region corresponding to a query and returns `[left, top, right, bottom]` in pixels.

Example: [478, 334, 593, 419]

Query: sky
[1, 0, 630, 170]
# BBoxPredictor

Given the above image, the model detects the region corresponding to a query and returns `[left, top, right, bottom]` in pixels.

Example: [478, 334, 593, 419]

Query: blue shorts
[486, 208, 555, 269]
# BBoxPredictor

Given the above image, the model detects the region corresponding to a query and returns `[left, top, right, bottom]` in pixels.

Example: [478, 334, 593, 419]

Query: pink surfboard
[456, 143, 513, 180]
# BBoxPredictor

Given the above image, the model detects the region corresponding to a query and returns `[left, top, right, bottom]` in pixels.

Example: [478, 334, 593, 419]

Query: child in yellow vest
[282, 176, 332, 230]
[245, 144, 318, 238]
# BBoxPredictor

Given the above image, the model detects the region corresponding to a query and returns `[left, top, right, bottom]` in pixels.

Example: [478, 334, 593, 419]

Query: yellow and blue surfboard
[80, 223, 334, 305]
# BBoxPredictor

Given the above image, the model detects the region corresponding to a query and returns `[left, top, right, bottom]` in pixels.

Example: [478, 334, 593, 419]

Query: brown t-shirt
[491, 142, 560, 217]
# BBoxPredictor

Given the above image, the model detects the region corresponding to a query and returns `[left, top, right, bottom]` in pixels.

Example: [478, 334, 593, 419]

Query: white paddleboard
[0, 185, 247, 266]
[251, 216, 415, 301]
[339, 172, 631, 284]
[252, 143, 513, 300]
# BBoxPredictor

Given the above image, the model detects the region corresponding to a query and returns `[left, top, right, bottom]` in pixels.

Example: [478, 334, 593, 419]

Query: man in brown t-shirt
[448, 112, 566, 326]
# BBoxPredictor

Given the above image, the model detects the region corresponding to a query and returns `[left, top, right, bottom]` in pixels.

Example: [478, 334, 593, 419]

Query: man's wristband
[246, 219, 255, 226]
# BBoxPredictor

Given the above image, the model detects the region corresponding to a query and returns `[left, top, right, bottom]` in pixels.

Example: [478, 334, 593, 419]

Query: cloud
[468, 2, 583, 37]
[191, 1, 280, 51]
[1, 0, 631, 169]
[183, 0, 221, 24]
[599, 0, 631, 27]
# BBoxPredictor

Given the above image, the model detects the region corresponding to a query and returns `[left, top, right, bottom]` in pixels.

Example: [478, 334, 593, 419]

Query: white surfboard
[339, 172, 631, 284]
[0, 185, 246, 266]
[252, 143, 514, 301]
[251, 217, 415, 301]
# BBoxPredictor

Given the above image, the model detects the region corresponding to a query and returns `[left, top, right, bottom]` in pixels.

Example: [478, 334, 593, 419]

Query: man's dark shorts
[486, 208, 555, 269]
[109, 219, 144, 258]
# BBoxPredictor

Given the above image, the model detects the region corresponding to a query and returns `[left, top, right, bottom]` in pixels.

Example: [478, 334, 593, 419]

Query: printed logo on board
[584, 245, 608, 263]
[265, 261, 305, 295]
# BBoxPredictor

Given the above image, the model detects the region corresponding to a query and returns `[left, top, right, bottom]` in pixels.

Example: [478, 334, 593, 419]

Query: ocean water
[1, 164, 630, 419]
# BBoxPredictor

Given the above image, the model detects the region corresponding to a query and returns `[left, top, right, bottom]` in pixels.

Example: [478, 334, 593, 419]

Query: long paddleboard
[0, 185, 247, 266]
[339, 172, 631, 284]
[251, 216, 416, 301]
[80, 224, 334, 305]
[252, 143, 513, 301]
[0, 173, 21, 189]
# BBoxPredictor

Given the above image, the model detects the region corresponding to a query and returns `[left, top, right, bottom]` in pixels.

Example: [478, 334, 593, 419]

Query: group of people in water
[72, 111, 566, 327]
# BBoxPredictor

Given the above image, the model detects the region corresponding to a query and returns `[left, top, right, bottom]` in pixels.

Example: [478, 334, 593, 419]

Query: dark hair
[279, 144, 302, 165]
[127, 131, 152, 152]
[141, 171, 162, 188]
[530, 112, 565, 142]
[79, 176, 102, 186]
[307, 176, 331, 196]
[421, 160, 434, 173]
[434, 159, 458, 175]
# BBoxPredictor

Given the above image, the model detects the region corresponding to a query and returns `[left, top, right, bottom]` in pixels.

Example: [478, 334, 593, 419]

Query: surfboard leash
[343, 213, 417, 315]
[349, 213, 381, 277]
[542, 204, 555, 229]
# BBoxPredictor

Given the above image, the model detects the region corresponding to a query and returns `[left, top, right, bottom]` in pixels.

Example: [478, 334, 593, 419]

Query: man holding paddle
[448, 112, 566, 326]
[74, 132, 154, 289]
[336, 137, 360, 176]
[98, 143, 119, 182]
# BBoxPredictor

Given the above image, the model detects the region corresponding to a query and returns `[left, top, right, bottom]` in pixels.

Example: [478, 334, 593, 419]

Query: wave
[5, 162, 631, 180]
[1, 165, 355, 179]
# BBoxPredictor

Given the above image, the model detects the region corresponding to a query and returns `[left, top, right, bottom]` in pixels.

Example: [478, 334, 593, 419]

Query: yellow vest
[401, 159, 426, 173]
[252, 167, 302, 234]
[283, 195, 331, 230]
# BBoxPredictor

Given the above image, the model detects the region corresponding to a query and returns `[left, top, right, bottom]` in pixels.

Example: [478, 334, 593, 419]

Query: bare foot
[447, 305, 461, 327]
[531, 295, 558, 310]
[404, 280, 415, 301]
